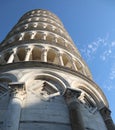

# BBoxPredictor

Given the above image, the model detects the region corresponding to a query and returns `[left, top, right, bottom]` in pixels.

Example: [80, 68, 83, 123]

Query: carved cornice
[0, 61, 108, 108]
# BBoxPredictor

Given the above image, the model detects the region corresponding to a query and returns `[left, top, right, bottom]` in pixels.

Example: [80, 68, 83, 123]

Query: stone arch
[15, 27, 20, 32]
[17, 47, 26, 61]
[47, 48, 58, 64]
[7, 38, 14, 44]
[84, 67, 92, 79]
[46, 33, 55, 43]
[28, 23, 36, 29]
[39, 17, 47, 22]
[31, 10, 35, 14]
[54, 27, 61, 34]
[37, 23, 44, 30]
[66, 44, 73, 51]
[4, 51, 12, 62]
[23, 32, 32, 40]
[34, 32, 43, 40]
[71, 81, 108, 108]
[78, 85, 101, 107]
[20, 24, 28, 31]
[46, 24, 53, 31]
[0, 74, 18, 84]
[19, 71, 69, 94]
[74, 59, 83, 72]
[32, 46, 42, 61]
[0, 77, 11, 95]
[28, 18, 32, 22]
[34, 32, 45, 40]
[57, 36, 65, 47]
[62, 53, 73, 68]
[32, 17, 38, 21]
[14, 34, 21, 41]
[0, 77, 12, 84]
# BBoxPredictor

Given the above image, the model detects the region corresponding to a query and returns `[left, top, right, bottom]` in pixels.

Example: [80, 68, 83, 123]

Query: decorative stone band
[3, 82, 26, 130]
[63, 88, 85, 130]
[99, 106, 115, 130]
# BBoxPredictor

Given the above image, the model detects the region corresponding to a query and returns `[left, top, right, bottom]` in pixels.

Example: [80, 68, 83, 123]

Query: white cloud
[100, 49, 112, 61]
[80, 36, 108, 60]
[110, 64, 115, 80]
[103, 84, 114, 91]
[103, 63, 115, 91]
[80, 35, 115, 61]
[79, 34, 115, 91]
[111, 41, 115, 47]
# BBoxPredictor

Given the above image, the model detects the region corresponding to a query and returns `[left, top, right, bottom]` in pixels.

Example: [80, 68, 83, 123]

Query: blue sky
[0, 0, 115, 122]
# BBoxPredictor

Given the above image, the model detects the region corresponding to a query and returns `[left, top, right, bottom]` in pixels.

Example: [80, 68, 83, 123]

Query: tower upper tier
[0, 9, 92, 79]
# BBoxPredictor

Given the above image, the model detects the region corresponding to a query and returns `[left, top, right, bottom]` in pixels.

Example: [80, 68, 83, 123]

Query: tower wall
[0, 9, 114, 130]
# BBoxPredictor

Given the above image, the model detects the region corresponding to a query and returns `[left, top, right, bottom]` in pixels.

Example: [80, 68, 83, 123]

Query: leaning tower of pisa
[0, 9, 114, 130]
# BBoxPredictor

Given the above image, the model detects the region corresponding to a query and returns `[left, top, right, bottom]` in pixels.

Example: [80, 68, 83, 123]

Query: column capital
[57, 51, 63, 56]
[25, 46, 33, 52]
[99, 106, 115, 130]
[42, 48, 47, 52]
[12, 48, 18, 53]
[63, 88, 81, 104]
[8, 82, 26, 100]
[8, 48, 17, 54]
[99, 106, 111, 120]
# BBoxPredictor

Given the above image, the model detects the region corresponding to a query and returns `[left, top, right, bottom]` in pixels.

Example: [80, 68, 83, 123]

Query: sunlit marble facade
[0, 9, 114, 130]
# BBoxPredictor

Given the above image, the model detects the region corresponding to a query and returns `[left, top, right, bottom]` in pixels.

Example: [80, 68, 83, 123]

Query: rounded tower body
[0, 9, 114, 130]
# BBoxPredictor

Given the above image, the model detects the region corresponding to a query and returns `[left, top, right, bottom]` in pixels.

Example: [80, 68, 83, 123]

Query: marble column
[25, 47, 33, 61]
[7, 51, 14, 63]
[0, 55, 6, 64]
[30, 32, 36, 39]
[99, 106, 115, 130]
[3, 82, 26, 130]
[58, 52, 64, 66]
[19, 33, 24, 41]
[41, 48, 47, 62]
[42, 33, 47, 40]
[7, 48, 19, 63]
[72, 60, 78, 71]
[63, 88, 85, 130]
[13, 48, 19, 62]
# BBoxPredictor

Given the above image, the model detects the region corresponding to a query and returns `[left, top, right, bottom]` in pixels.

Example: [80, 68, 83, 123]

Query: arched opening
[62, 53, 72, 68]
[76, 85, 100, 108]
[23, 32, 31, 40]
[28, 23, 35, 29]
[67, 44, 73, 52]
[17, 47, 26, 61]
[4, 52, 11, 62]
[47, 49, 58, 64]
[46, 25, 53, 31]
[31, 11, 35, 14]
[32, 47, 42, 61]
[62, 53, 68, 66]
[74, 60, 83, 73]
[34, 32, 43, 40]
[37, 23, 44, 30]
[32, 17, 38, 21]
[57, 37, 65, 47]
[18, 72, 71, 130]
[55, 28, 61, 34]
[14, 34, 21, 41]
[46, 34, 54, 43]
[0, 77, 13, 98]
[20, 25, 28, 31]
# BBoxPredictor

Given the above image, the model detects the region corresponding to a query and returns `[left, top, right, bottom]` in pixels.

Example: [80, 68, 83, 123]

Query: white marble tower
[0, 9, 114, 130]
